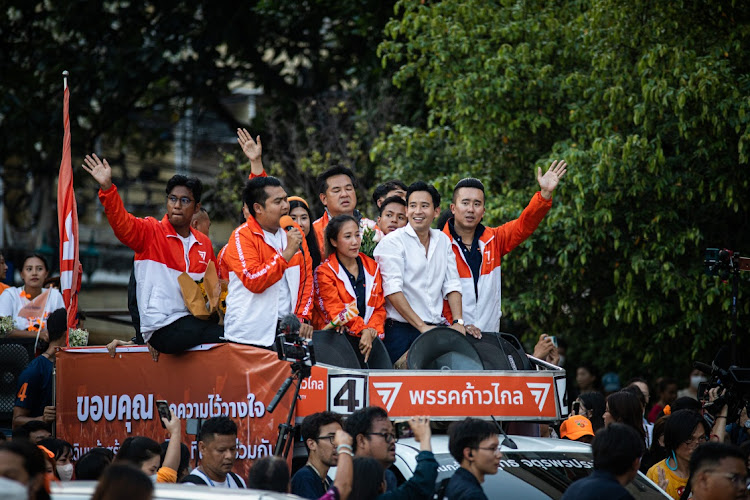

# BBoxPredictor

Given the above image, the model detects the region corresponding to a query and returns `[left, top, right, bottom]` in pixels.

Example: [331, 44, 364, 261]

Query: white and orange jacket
[99, 185, 216, 341]
[222, 215, 314, 346]
[442, 192, 552, 332]
[312, 252, 386, 337]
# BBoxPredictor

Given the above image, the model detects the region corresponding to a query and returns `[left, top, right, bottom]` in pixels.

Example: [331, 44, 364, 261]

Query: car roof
[51, 481, 302, 499]
[398, 434, 592, 456]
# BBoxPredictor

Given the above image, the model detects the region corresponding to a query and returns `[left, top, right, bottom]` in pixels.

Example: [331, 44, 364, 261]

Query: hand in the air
[82, 154, 113, 191]
[537, 160, 567, 199]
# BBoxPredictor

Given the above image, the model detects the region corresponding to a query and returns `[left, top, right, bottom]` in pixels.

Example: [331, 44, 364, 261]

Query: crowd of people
[2, 129, 749, 499]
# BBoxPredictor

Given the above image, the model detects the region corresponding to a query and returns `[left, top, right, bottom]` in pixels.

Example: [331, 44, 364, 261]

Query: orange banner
[368, 372, 559, 420]
[56, 343, 295, 477]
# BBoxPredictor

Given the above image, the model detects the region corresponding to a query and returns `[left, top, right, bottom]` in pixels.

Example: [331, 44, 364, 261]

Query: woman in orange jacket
[313, 215, 386, 362]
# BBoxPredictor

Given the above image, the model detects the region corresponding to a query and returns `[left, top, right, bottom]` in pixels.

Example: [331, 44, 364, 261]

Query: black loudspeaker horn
[342, 334, 392, 370]
[312, 330, 362, 369]
[407, 327, 484, 370]
[466, 332, 532, 371]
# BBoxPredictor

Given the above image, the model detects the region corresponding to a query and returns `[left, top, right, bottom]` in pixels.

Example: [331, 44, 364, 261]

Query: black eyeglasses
[315, 434, 336, 444]
[367, 432, 398, 444]
[167, 195, 194, 206]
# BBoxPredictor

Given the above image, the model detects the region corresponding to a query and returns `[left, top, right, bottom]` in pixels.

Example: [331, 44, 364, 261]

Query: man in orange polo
[222, 176, 314, 347]
[442, 160, 567, 335]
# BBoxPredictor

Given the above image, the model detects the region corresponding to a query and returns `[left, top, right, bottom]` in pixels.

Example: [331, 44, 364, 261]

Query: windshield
[433, 452, 666, 499]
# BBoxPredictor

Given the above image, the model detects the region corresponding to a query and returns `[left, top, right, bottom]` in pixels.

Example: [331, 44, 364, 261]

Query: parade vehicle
[51, 481, 300, 500]
[393, 435, 670, 500]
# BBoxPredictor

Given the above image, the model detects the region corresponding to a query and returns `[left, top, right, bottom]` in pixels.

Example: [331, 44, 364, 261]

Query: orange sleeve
[217, 244, 229, 281]
[98, 184, 155, 253]
[313, 264, 365, 334]
[157, 467, 177, 483]
[225, 226, 288, 293]
[295, 227, 314, 322]
[365, 270, 386, 338]
[491, 191, 552, 257]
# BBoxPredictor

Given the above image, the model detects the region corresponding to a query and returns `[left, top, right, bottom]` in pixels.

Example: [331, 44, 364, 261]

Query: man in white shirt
[374, 181, 469, 364]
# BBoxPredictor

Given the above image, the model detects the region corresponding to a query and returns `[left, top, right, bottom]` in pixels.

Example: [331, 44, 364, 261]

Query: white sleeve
[441, 236, 462, 298]
[0, 288, 15, 317]
[374, 234, 405, 297]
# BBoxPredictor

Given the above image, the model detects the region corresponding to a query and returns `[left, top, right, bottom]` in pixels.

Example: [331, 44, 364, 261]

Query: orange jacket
[442, 191, 551, 331]
[222, 215, 314, 346]
[313, 253, 386, 337]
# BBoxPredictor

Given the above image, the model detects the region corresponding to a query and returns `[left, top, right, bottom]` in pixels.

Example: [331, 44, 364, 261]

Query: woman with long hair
[604, 390, 648, 444]
[289, 196, 322, 269]
[313, 215, 386, 365]
[575, 391, 607, 433]
[0, 254, 64, 342]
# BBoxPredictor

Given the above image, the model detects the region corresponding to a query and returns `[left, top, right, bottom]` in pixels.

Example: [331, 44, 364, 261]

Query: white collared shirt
[263, 228, 293, 318]
[374, 224, 461, 324]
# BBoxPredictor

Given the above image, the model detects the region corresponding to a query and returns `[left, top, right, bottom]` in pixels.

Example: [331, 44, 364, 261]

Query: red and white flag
[57, 72, 82, 341]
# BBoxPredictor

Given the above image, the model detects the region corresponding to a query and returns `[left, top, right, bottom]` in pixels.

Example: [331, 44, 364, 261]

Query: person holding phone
[313, 215, 386, 364]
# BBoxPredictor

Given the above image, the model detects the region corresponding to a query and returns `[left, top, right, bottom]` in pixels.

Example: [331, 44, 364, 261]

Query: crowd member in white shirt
[374, 181, 476, 364]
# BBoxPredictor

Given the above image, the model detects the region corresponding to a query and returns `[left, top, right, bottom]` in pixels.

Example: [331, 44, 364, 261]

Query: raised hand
[537, 160, 567, 199]
[237, 128, 262, 163]
[82, 154, 113, 191]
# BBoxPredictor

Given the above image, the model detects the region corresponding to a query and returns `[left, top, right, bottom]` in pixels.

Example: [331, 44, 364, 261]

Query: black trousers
[148, 315, 224, 354]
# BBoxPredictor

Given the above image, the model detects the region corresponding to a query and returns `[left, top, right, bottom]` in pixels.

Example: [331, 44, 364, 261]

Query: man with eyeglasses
[291, 411, 344, 499]
[82, 154, 223, 353]
[345, 406, 437, 499]
[445, 417, 502, 500]
[686, 442, 748, 500]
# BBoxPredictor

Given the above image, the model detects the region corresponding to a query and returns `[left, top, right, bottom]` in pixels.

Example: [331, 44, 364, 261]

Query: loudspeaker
[466, 332, 532, 371]
[407, 327, 484, 370]
[311, 330, 361, 369]
[343, 334, 392, 370]
[0, 339, 35, 423]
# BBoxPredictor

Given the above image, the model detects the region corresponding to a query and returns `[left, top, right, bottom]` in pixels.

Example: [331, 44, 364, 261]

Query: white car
[51, 481, 301, 499]
[392, 435, 670, 499]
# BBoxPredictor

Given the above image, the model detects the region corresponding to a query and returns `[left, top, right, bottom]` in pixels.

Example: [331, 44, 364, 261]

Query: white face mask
[57, 463, 74, 481]
[690, 375, 707, 389]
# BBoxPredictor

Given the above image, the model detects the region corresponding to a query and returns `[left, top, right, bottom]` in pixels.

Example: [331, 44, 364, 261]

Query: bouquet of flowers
[360, 227, 378, 258]
[68, 328, 89, 347]
[0, 316, 15, 338]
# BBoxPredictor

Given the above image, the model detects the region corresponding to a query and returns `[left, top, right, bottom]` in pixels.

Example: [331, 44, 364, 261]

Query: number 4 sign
[328, 374, 367, 415]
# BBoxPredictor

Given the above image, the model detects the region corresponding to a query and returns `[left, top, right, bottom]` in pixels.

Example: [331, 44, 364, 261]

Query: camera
[695, 349, 750, 423]
[275, 314, 315, 367]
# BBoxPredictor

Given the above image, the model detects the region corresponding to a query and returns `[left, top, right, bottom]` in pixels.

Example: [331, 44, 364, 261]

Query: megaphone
[311, 330, 361, 369]
[466, 332, 531, 370]
[406, 327, 484, 370]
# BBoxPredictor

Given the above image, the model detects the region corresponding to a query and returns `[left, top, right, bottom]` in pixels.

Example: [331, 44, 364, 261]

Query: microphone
[280, 215, 295, 231]
[278, 313, 301, 336]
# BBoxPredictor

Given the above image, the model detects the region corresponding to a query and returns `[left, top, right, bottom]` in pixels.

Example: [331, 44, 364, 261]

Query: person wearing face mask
[678, 369, 707, 401]
[37, 438, 74, 481]
[0, 440, 50, 500]
[313, 215, 387, 365]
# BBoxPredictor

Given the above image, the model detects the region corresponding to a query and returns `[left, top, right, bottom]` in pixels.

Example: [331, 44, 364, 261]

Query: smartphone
[571, 400, 580, 416]
[548, 336, 558, 348]
[156, 400, 171, 428]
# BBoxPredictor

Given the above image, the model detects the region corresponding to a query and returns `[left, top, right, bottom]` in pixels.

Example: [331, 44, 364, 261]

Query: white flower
[69, 328, 89, 347]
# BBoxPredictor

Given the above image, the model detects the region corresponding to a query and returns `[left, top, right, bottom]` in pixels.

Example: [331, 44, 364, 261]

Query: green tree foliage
[376, 0, 750, 377]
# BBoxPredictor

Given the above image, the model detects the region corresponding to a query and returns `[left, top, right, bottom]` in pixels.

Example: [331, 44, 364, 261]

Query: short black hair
[688, 442, 745, 482]
[448, 417, 497, 463]
[657, 377, 678, 393]
[435, 208, 453, 231]
[670, 396, 702, 413]
[591, 423, 644, 476]
[166, 174, 203, 204]
[246, 456, 289, 492]
[300, 411, 344, 445]
[324, 214, 359, 257]
[372, 180, 407, 206]
[198, 416, 238, 443]
[452, 178, 486, 203]
[578, 391, 606, 432]
[115, 436, 161, 467]
[92, 463, 153, 500]
[663, 410, 709, 452]
[620, 385, 646, 408]
[317, 166, 357, 195]
[13, 420, 50, 440]
[46, 308, 68, 342]
[242, 176, 283, 217]
[0, 440, 47, 480]
[21, 253, 49, 273]
[344, 406, 389, 453]
[406, 181, 440, 207]
[378, 196, 407, 216]
[75, 448, 114, 480]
